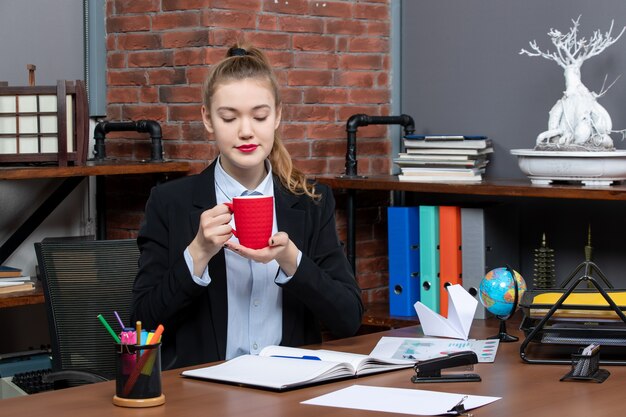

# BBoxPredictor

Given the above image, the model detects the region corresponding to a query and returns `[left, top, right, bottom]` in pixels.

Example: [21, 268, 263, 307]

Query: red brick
[306, 123, 344, 140]
[287, 70, 332, 86]
[161, 0, 206, 11]
[209, 29, 242, 47]
[118, 33, 161, 50]
[339, 54, 383, 70]
[205, 48, 228, 64]
[211, 0, 261, 11]
[169, 104, 203, 122]
[366, 21, 389, 37]
[160, 86, 202, 103]
[181, 123, 208, 141]
[186, 66, 210, 84]
[122, 104, 167, 121]
[244, 32, 291, 50]
[304, 88, 349, 104]
[147, 68, 187, 85]
[278, 16, 324, 33]
[293, 158, 328, 174]
[355, 3, 389, 20]
[173, 48, 205, 66]
[293, 34, 335, 51]
[349, 88, 390, 104]
[265, 51, 293, 69]
[140, 86, 159, 103]
[165, 143, 215, 160]
[279, 123, 306, 140]
[258, 15, 278, 31]
[106, 105, 123, 120]
[338, 106, 382, 121]
[202, 10, 256, 29]
[308, 1, 352, 18]
[312, 139, 346, 155]
[286, 105, 335, 122]
[162, 30, 209, 48]
[325, 19, 367, 36]
[280, 87, 303, 105]
[360, 139, 391, 155]
[108, 70, 147, 86]
[128, 51, 174, 68]
[161, 124, 182, 140]
[152, 12, 200, 30]
[294, 53, 338, 69]
[263, 0, 308, 14]
[349, 37, 388, 53]
[107, 15, 151, 33]
[283, 141, 311, 158]
[107, 52, 126, 68]
[114, 0, 159, 14]
[107, 87, 139, 103]
[336, 71, 375, 88]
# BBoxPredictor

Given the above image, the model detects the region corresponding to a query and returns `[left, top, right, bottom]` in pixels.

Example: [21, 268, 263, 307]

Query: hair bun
[228, 47, 248, 57]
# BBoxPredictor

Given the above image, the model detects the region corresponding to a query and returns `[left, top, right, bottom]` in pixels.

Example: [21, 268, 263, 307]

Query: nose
[238, 117, 253, 140]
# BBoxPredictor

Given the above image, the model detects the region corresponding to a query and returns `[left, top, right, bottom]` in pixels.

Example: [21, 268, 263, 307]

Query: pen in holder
[560, 344, 610, 383]
[113, 342, 165, 407]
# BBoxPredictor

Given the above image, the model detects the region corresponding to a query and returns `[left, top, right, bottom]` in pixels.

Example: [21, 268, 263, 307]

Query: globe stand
[487, 266, 520, 343]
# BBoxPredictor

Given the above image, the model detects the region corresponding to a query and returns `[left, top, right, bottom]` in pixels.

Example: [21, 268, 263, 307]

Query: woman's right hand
[188, 204, 233, 276]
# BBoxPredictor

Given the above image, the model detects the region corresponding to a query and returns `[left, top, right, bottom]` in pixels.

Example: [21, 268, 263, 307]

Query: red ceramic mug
[224, 195, 274, 249]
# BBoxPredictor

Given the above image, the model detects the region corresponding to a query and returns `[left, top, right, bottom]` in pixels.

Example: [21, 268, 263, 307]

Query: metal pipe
[341, 114, 416, 273]
[93, 120, 164, 161]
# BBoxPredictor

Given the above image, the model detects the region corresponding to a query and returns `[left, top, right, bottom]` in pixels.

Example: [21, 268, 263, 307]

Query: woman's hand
[188, 204, 233, 276]
[224, 231, 299, 276]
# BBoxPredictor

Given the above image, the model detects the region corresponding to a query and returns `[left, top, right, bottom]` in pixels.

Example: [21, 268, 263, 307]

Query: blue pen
[271, 355, 321, 360]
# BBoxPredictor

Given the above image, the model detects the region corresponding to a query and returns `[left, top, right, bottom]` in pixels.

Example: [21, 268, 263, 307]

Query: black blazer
[131, 160, 363, 369]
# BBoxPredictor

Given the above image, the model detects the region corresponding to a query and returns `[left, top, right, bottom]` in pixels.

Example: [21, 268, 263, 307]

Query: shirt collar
[214, 157, 274, 203]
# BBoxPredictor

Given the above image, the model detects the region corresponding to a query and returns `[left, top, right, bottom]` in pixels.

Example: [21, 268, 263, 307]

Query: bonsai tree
[520, 16, 625, 151]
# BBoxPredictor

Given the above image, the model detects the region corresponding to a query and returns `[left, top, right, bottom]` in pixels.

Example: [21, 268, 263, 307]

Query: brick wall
[104, 0, 392, 305]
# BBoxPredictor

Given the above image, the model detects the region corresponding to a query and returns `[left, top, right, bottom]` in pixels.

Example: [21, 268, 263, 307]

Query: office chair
[35, 237, 139, 387]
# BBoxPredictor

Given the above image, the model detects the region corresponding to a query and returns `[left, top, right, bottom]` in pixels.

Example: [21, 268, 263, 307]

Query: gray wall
[0, 0, 84, 85]
[401, 0, 626, 179]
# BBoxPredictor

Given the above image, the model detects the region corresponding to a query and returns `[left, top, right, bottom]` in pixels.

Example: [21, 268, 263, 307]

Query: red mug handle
[224, 202, 237, 237]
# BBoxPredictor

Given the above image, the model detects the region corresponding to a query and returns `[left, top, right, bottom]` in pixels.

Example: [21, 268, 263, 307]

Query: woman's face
[202, 77, 281, 180]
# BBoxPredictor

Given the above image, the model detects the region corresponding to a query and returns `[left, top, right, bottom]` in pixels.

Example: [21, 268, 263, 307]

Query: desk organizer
[560, 349, 610, 383]
[0, 80, 89, 166]
[519, 266, 626, 365]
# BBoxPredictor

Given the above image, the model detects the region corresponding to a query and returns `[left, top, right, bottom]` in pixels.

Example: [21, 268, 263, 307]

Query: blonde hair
[203, 44, 319, 200]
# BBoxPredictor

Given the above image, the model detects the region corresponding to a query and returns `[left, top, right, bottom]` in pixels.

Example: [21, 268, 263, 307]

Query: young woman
[131, 44, 363, 370]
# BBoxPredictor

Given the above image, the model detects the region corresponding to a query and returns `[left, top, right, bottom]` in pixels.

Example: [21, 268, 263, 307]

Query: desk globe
[479, 267, 527, 342]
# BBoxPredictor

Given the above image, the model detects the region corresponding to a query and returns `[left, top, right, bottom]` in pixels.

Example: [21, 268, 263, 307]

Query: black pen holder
[560, 348, 610, 383]
[112, 343, 165, 407]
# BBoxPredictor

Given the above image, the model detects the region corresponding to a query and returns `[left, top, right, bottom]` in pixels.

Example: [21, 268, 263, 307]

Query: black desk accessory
[560, 344, 610, 383]
[411, 351, 481, 383]
[519, 253, 626, 365]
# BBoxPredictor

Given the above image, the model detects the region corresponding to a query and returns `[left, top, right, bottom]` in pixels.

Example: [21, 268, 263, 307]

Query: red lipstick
[237, 144, 258, 153]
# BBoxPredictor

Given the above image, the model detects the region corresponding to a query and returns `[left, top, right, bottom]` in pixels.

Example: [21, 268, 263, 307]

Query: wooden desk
[2, 318, 623, 416]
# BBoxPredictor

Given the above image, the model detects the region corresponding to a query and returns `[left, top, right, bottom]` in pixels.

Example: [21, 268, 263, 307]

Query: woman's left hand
[224, 231, 299, 276]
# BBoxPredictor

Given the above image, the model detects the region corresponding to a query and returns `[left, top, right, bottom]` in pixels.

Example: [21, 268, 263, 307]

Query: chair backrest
[35, 238, 139, 380]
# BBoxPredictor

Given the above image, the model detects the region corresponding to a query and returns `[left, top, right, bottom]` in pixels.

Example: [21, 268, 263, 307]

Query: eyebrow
[216, 104, 271, 112]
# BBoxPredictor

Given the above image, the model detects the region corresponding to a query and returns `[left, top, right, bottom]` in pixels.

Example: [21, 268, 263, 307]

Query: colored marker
[97, 314, 121, 343]
[113, 311, 125, 330]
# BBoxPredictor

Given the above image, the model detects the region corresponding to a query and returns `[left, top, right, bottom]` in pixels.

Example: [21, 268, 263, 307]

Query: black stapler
[411, 351, 481, 383]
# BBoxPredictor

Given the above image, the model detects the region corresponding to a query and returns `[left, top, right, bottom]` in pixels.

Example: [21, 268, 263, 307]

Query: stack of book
[0, 266, 35, 295]
[394, 135, 493, 182]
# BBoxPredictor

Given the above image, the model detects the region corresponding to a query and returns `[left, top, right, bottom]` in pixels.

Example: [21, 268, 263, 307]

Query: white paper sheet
[414, 284, 477, 339]
[302, 385, 500, 416]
